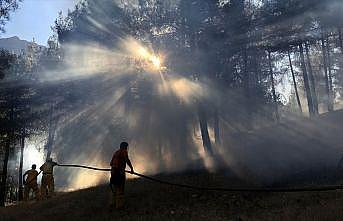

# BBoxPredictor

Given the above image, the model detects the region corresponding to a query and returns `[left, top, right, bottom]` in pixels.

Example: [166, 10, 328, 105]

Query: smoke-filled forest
[1, 0, 343, 220]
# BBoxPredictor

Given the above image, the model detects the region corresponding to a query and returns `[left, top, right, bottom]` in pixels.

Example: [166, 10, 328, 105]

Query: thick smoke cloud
[41, 38, 213, 190]
[44, 38, 343, 190]
[30, 0, 343, 190]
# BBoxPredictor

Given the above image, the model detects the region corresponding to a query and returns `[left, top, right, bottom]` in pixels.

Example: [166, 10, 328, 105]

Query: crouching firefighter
[110, 142, 134, 209]
[23, 164, 40, 201]
[40, 158, 58, 199]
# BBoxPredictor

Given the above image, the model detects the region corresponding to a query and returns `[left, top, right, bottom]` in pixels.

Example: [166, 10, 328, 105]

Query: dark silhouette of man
[40, 158, 58, 199]
[23, 164, 40, 201]
[110, 142, 134, 209]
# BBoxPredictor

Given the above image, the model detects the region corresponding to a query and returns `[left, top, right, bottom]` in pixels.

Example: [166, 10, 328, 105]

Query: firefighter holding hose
[40, 158, 58, 199]
[110, 142, 134, 209]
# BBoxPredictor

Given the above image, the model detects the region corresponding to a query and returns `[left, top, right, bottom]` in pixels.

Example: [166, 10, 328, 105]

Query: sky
[1, 0, 78, 46]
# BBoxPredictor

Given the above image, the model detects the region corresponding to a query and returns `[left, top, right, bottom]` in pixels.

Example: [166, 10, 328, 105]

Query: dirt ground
[2, 111, 343, 221]
[1, 171, 343, 221]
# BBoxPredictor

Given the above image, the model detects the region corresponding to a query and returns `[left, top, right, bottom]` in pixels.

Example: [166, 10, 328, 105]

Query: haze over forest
[0, 0, 343, 209]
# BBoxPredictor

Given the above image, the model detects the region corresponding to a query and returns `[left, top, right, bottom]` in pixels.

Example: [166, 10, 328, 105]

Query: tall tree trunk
[198, 105, 213, 155]
[326, 37, 335, 111]
[287, 50, 302, 113]
[299, 44, 315, 117]
[0, 106, 14, 207]
[321, 36, 333, 111]
[305, 43, 319, 115]
[243, 48, 252, 128]
[18, 136, 25, 201]
[268, 51, 279, 121]
[46, 105, 54, 159]
[338, 28, 343, 55]
[46, 104, 59, 160]
[214, 108, 220, 145]
[0, 138, 11, 207]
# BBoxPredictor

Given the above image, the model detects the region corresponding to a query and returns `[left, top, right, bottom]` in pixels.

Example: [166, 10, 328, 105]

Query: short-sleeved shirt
[40, 161, 57, 174]
[110, 149, 129, 174]
[25, 169, 38, 184]
[110, 149, 129, 186]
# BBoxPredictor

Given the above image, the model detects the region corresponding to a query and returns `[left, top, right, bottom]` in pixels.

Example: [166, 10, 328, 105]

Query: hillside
[1, 171, 343, 221]
[1, 110, 343, 221]
[0, 36, 44, 54]
[219, 110, 343, 184]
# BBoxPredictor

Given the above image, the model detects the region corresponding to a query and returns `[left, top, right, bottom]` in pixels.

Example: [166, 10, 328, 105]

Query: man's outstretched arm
[110, 153, 115, 167]
[23, 171, 28, 183]
[126, 156, 134, 173]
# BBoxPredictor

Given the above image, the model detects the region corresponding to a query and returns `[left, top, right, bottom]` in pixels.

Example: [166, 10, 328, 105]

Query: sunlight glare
[23, 143, 45, 171]
[122, 37, 164, 71]
[150, 55, 162, 69]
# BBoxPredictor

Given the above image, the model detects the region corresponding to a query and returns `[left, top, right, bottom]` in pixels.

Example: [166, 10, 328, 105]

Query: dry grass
[2, 111, 343, 221]
[1, 172, 343, 221]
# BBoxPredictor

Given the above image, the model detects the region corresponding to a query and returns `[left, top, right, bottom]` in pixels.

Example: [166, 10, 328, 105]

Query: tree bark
[18, 135, 25, 201]
[0, 137, 10, 207]
[305, 43, 319, 115]
[214, 108, 220, 145]
[46, 104, 59, 160]
[338, 28, 343, 55]
[268, 51, 279, 121]
[321, 36, 333, 111]
[0, 106, 14, 207]
[299, 44, 315, 117]
[46, 105, 54, 160]
[287, 50, 302, 113]
[198, 105, 213, 155]
[326, 37, 334, 111]
[243, 48, 252, 129]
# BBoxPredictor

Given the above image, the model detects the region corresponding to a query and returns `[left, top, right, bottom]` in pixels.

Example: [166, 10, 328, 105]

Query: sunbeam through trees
[0, 1, 343, 219]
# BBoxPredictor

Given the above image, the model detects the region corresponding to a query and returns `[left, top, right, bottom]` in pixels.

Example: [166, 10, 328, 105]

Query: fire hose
[56, 163, 343, 193]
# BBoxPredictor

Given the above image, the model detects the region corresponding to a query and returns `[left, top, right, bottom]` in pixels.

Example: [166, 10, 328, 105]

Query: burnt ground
[1, 170, 343, 221]
[1, 111, 343, 221]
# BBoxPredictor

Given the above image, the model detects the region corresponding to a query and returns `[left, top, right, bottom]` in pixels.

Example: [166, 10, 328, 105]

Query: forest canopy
[1, 0, 343, 206]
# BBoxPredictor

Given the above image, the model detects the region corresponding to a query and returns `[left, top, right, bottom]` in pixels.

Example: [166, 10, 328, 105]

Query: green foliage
[0, 49, 15, 79]
[0, 0, 23, 33]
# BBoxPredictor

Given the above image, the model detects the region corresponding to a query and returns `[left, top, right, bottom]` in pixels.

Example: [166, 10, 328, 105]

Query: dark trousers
[110, 171, 125, 209]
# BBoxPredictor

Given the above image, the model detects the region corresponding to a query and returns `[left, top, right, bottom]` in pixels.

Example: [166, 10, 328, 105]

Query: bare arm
[23, 171, 28, 183]
[127, 158, 134, 172]
[110, 153, 115, 167]
[125, 152, 134, 172]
